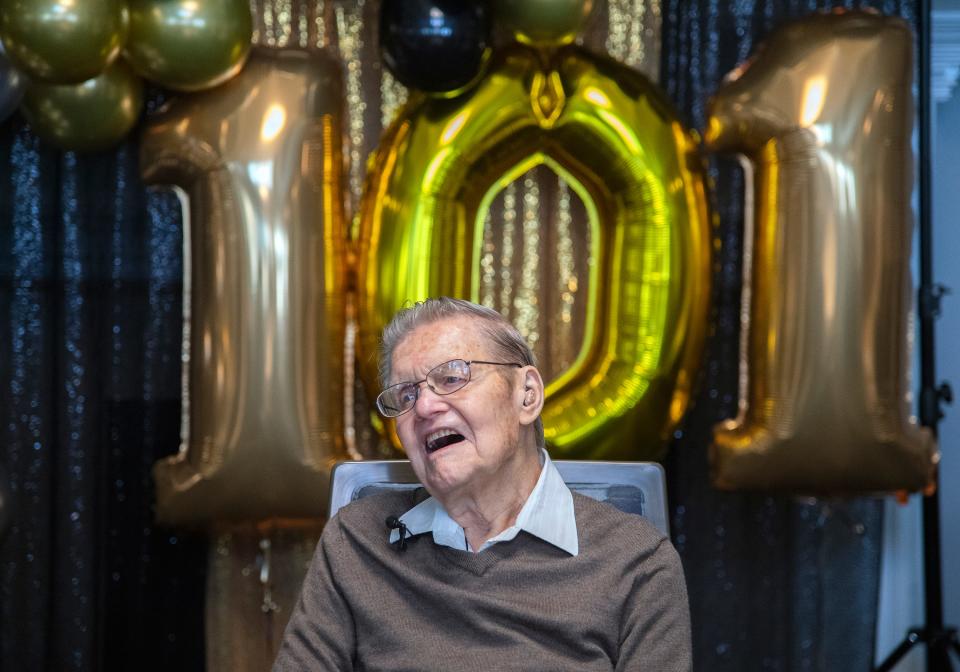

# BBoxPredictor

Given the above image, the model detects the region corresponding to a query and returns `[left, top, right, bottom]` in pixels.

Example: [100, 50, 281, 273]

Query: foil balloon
[0, 42, 26, 123]
[379, 0, 492, 94]
[0, 0, 126, 84]
[357, 44, 711, 461]
[706, 11, 936, 494]
[494, 0, 595, 46]
[142, 49, 349, 526]
[20, 59, 144, 152]
[125, 0, 252, 92]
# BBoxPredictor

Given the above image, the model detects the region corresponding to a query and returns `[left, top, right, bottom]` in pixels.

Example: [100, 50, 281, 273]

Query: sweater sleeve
[273, 517, 356, 671]
[615, 536, 692, 672]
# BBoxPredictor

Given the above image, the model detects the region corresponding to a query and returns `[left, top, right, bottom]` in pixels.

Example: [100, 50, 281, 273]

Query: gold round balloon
[0, 0, 127, 84]
[21, 59, 144, 152]
[494, 0, 594, 46]
[357, 44, 711, 461]
[125, 0, 253, 92]
[706, 11, 936, 494]
[143, 49, 350, 526]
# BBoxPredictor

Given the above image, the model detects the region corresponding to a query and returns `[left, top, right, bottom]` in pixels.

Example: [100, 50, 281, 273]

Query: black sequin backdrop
[0, 1, 918, 670]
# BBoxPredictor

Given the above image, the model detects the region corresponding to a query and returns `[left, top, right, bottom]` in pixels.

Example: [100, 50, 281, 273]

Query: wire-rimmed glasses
[376, 359, 522, 417]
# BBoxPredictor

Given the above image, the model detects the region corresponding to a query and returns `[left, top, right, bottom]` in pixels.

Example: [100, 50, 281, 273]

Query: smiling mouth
[425, 430, 465, 454]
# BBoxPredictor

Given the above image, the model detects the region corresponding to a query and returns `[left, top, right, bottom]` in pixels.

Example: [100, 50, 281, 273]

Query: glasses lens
[428, 359, 470, 394]
[377, 381, 420, 417]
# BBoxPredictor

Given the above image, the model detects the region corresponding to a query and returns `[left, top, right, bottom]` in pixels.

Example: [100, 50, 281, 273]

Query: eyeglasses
[376, 359, 522, 418]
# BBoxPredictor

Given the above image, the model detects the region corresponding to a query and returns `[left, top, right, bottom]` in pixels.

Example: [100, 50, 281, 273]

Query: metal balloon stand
[874, 1, 959, 669]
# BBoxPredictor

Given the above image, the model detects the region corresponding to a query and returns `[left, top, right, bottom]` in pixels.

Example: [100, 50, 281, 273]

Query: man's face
[389, 316, 528, 500]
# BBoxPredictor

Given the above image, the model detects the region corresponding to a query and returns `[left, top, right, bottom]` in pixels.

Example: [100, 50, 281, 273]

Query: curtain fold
[1, 123, 205, 671]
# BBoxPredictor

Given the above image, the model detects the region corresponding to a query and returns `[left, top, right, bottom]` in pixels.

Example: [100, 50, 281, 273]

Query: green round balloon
[494, 0, 594, 45]
[0, 0, 127, 83]
[21, 59, 144, 152]
[124, 0, 253, 92]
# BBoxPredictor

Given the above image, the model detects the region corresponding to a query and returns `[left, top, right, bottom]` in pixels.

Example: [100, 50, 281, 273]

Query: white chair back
[328, 460, 670, 536]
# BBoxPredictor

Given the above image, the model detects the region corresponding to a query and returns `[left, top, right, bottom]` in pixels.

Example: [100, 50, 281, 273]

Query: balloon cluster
[0, 0, 252, 151]
[379, 0, 594, 95]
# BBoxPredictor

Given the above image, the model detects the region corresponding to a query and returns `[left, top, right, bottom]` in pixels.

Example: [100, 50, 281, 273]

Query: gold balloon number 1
[143, 50, 350, 526]
[357, 44, 711, 461]
[706, 12, 935, 493]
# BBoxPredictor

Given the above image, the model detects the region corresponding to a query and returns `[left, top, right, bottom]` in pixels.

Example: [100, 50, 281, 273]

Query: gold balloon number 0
[358, 45, 711, 461]
[706, 12, 935, 493]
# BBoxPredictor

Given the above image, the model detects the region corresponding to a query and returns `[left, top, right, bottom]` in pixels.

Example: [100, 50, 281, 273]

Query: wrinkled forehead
[389, 316, 496, 381]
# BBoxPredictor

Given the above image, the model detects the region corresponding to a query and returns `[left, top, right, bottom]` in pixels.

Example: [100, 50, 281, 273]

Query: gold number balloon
[493, 0, 595, 46]
[706, 11, 936, 493]
[20, 59, 143, 152]
[358, 44, 711, 461]
[142, 49, 349, 525]
[0, 0, 127, 84]
[125, 0, 252, 92]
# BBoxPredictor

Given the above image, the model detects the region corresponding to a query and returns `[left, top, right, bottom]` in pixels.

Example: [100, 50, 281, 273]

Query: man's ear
[517, 366, 545, 426]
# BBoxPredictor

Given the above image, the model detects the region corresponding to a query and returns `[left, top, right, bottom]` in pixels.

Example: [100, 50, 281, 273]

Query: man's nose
[413, 384, 449, 416]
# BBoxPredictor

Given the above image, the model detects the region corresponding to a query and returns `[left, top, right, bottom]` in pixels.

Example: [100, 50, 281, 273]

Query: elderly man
[274, 297, 692, 671]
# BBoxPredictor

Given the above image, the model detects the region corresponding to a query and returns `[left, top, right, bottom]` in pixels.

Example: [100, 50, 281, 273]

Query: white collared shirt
[388, 449, 579, 556]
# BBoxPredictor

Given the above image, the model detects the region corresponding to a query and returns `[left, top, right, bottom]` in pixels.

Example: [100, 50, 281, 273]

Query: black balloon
[380, 0, 492, 94]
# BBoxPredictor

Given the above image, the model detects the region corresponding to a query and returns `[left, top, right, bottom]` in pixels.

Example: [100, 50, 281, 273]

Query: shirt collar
[389, 449, 579, 556]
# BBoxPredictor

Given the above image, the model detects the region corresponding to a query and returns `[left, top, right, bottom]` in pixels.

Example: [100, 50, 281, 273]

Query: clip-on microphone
[385, 516, 409, 552]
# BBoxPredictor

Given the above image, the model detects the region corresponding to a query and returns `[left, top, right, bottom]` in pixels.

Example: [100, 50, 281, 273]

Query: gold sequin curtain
[207, 2, 662, 670]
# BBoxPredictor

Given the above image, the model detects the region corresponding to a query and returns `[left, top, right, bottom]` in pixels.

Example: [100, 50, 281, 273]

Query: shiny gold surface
[125, 0, 253, 91]
[248, 0, 661, 461]
[707, 11, 936, 493]
[21, 59, 143, 152]
[357, 44, 710, 461]
[206, 523, 322, 670]
[142, 49, 349, 525]
[0, 0, 127, 84]
[494, 0, 595, 46]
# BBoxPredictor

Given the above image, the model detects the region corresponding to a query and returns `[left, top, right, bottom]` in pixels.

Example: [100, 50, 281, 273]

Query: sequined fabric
[0, 119, 205, 671]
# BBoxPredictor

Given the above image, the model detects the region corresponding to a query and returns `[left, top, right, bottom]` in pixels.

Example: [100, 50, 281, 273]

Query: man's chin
[422, 455, 475, 494]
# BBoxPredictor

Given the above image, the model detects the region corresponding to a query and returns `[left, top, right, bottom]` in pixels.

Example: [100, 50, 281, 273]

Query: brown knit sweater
[273, 489, 691, 671]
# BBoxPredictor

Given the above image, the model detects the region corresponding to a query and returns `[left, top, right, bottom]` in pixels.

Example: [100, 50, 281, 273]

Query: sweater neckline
[435, 535, 519, 576]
